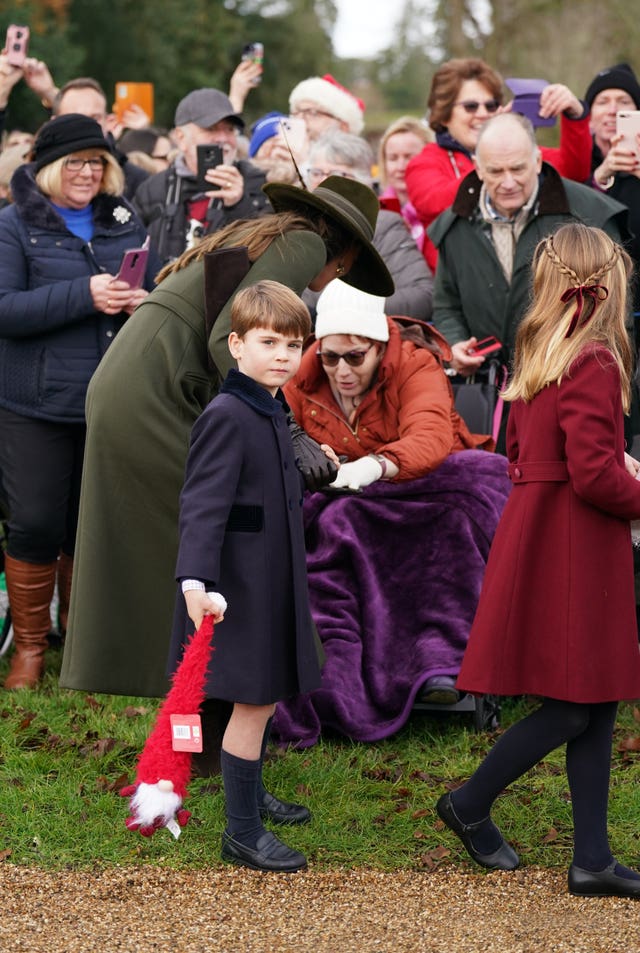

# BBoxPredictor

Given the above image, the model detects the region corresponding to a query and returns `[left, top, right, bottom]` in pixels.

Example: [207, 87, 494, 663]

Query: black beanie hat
[33, 113, 110, 172]
[584, 63, 640, 109]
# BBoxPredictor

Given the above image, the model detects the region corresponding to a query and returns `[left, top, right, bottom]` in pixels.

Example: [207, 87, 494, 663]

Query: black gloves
[287, 413, 338, 492]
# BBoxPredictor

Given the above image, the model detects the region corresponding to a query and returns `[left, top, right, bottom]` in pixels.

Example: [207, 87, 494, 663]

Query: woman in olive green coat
[60, 177, 393, 697]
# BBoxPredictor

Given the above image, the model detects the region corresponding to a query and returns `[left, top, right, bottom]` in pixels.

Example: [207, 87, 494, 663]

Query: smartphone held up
[241, 42, 264, 85]
[196, 143, 224, 192]
[5, 24, 30, 68]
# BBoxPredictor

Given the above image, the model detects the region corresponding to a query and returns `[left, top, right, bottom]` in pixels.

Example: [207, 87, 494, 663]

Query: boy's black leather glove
[287, 414, 339, 492]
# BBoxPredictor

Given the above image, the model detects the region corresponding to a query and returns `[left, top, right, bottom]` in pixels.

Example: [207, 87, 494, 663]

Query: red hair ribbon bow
[560, 284, 609, 338]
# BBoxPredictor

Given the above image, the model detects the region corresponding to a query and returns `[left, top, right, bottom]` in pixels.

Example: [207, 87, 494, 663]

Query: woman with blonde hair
[437, 223, 640, 898]
[378, 115, 431, 251]
[0, 113, 155, 689]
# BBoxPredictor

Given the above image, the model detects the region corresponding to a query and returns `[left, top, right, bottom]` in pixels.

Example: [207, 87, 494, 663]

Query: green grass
[2, 644, 640, 871]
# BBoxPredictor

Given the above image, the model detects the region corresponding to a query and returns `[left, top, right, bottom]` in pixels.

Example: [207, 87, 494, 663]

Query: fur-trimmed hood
[9, 162, 137, 233]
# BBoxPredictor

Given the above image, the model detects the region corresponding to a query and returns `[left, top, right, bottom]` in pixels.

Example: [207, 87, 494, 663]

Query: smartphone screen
[196, 143, 224, 191]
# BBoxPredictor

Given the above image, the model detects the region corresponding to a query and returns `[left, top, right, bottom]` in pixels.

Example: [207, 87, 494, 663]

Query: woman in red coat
[405, 58, 592, 272]
[437, 223, 640, 898]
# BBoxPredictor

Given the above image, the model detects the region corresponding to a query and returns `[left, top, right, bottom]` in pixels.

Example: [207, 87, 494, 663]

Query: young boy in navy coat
[172, 279, 322, 872]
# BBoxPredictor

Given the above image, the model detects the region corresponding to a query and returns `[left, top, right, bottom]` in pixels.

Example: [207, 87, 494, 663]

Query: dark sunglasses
[454, 99, 501, 114]
[317, 344, 374, 367]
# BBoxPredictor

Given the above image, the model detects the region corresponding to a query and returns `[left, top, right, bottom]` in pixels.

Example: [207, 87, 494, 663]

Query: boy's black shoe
[259, 790, 311, 825]
[436, 792, 519, 870]
[221, 830, 307, 872]
[569, 861, 640, 898]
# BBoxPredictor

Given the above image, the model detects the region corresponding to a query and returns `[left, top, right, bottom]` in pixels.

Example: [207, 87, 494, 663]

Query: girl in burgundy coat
[437, 223, 640, 898]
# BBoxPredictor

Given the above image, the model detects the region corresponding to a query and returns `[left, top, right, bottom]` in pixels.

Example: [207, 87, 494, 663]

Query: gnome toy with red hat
[121, 594, 227, 838]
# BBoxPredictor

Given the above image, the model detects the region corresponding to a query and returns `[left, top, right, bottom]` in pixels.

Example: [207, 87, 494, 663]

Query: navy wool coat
[0, 163, 156, 422]
[169, 368, 322, 705]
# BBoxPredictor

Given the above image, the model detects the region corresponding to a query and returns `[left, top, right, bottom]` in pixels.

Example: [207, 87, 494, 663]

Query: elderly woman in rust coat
[272, 279, 510, 747]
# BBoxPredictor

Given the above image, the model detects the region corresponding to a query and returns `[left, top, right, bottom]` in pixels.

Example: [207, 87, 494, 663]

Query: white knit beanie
[289, 74, 365, 136]
[315, 279, 389, 341]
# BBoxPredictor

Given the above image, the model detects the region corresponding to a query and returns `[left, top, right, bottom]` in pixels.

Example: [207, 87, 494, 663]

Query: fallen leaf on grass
[0, 848, 12, 862]
[79, 737, 117, 757]
[618, 735, 640, 752]
[417, 845, 451, 869]
[541, 826, 559, 844]
[122, 706, 150, 718]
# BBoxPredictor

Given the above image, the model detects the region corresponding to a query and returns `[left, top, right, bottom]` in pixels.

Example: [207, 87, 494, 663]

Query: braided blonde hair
[504, 223, 634, 409]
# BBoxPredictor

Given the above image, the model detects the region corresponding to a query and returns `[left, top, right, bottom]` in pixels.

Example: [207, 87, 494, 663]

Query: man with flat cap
[134, 87, 270, 262]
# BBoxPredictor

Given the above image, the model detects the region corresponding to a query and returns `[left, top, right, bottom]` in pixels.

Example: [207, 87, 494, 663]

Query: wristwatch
[369, 453, 388, 478]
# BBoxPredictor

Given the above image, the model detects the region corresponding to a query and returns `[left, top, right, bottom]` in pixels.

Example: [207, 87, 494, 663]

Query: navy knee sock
[220, 749, 265, 848]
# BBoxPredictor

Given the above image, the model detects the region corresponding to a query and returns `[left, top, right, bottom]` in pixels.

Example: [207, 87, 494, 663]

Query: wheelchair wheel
[473, 694, 500, 732]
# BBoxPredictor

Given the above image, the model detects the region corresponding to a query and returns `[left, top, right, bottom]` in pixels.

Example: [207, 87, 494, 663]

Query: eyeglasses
[454, 99, 501, 114]
[291, 107, 337, 121]
[307, 167, 357, 181]
[63, 157, 107, 172]
[317, 344, 374, 367]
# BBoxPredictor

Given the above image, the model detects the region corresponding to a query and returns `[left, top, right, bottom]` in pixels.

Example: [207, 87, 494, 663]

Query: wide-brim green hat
[263, 176, 395, 297]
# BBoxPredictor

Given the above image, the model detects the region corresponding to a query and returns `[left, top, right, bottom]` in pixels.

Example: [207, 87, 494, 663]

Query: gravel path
[3, 864, 638, 952]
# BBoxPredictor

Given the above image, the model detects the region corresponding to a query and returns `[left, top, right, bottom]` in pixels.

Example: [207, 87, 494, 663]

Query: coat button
[514, 467, 522, 478]
[310, 410, 317, 416]
[343, 437, 349, 443]
[106, 330, 114, 338]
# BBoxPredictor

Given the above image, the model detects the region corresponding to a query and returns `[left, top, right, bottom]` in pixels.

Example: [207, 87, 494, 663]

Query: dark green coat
[428, 163, 629, 359]
[60, 230, 326, 697]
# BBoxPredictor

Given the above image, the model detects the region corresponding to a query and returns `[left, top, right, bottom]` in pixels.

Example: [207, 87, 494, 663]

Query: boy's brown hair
[231, 280, 311, 340]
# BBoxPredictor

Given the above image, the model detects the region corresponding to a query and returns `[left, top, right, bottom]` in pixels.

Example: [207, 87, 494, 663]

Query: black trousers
[0, 407, 86, 562]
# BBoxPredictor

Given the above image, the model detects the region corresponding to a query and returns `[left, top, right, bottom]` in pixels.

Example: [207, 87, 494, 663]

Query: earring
[335, 263, 345, 277]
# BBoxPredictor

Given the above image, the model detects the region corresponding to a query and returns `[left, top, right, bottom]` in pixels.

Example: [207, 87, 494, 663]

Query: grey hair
[475, 111, 538, 159]
[307, 130, 374, 185]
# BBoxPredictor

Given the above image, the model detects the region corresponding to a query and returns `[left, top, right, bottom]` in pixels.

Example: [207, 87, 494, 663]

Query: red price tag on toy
[170, 714, 203, 752]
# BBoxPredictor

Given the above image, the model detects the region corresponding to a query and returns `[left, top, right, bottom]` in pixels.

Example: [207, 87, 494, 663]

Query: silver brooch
[113, 206, 132, 224]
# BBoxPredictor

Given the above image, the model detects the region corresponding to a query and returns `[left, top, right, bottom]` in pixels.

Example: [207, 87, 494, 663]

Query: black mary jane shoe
[221, 830, 307, 872]
[436, 792, 519, 871]
[259, 790, 312, 825]
[568, 860, 640, 898]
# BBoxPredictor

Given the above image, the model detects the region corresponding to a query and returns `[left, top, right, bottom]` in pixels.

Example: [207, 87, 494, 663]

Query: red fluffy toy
[121, 613, 217, 838]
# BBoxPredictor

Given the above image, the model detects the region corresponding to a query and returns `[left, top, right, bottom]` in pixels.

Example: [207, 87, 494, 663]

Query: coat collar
[450, 162, 571, 220]
[221, 368, 286, 418]
[9, 162, 136, 232]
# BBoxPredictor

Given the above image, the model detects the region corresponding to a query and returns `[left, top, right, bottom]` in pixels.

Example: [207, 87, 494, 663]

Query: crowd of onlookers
[1, 42, 640, 724]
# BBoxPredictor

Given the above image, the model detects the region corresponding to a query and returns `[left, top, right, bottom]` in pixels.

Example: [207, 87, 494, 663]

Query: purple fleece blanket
[273, 450, 511, 748]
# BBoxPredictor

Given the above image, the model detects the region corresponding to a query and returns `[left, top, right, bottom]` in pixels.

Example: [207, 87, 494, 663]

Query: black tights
[453, 698, 618, 870]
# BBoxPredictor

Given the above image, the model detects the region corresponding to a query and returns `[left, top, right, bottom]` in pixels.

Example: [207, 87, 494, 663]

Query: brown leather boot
[56, 552, 74, 637]
[4, 555, 57, 689]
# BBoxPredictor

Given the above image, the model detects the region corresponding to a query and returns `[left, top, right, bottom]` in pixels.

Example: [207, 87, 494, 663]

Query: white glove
[330, 455, 383, 490]
[206, 591, 228, 614]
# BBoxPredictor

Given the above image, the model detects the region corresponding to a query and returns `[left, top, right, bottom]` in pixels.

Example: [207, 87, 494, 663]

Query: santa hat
[120, 608, 223, 838]
[289, 74, 365, 135]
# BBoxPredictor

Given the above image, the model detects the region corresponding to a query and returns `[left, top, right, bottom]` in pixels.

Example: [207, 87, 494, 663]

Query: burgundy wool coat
[457, 344, 640, 703]
[168, 369, 322, 706]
